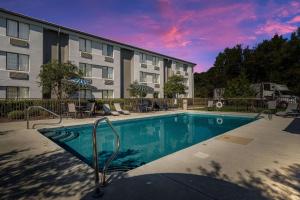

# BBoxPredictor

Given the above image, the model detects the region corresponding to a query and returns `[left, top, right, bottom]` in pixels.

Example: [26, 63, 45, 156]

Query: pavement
[0, 110, 299, 200]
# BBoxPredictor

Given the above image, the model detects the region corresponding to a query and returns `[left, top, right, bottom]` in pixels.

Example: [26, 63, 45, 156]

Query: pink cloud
[289, 16, 300, 24]
[255, 20, 297, 35]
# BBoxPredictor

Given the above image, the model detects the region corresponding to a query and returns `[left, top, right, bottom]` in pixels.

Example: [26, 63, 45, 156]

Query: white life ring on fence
[216, 101, 223, 109]
[216, 117, 223, 125]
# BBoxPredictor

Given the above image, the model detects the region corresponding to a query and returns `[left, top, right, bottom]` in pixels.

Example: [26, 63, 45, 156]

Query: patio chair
[103, 104, 120, 116]
[276, 103, 299, 117]
[67, 103, 77, 118]
[207, 100, 214, 111]
[114, 103, 130, 115]
[83, 102, 95, 117]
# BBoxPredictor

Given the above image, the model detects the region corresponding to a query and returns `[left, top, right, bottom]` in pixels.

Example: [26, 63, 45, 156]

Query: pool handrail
[92, 117, 120, 197]
[26, 106, 62, 129]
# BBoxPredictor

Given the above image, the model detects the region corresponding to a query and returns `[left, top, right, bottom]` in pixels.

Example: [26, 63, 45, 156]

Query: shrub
[7, 110, 25, 120]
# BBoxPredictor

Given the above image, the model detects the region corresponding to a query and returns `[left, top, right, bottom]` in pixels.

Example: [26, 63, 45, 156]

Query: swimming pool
[39, 113, 255, 171]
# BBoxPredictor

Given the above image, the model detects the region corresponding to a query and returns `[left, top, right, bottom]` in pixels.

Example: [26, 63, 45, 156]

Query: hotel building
[0, 9, 195, 99]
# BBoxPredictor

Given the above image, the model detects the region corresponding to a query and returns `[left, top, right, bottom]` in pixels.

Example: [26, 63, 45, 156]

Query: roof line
[0, 8, 197, 66]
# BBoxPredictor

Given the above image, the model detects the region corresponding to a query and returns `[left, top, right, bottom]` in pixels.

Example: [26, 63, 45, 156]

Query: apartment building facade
[0, 9, 195, 99]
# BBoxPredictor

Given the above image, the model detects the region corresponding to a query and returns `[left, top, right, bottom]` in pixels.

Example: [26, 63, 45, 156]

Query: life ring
[216, 101, 223, 109]
[216, 117, 223, 125]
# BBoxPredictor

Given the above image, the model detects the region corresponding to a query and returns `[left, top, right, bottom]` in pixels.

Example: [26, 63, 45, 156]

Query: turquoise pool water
[40, 113, 255, 170]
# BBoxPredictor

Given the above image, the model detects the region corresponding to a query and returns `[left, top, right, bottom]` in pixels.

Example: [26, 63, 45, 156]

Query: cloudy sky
[1, 0, 300, 72]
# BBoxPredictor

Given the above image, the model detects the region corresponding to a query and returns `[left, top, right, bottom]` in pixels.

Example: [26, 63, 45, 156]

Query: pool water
[39, 113, 255, 170]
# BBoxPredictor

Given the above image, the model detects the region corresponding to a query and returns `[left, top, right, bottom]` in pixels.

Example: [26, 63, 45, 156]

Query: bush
[7, 110, 25, 120]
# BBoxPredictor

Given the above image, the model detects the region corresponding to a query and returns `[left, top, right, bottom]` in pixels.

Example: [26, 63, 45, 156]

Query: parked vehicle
[250, 82, 299, 108]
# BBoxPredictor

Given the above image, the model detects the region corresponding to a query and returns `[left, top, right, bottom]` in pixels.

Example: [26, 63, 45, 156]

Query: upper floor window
[183, 64, 188, 72]
[7, 19, 29, 40]
[140, 72, 147, 82]
[153, 74, 159, 83]
[175, 62, 181, 71]
[79, 63, 92, 77]
[102, 66, 113, 79]
[152, 56, 158, 66]
[6, 52, 29, 71]
[139, 53, 146, 64]
[6, 87, 29, 99]
[103, 44, 113, 57]
[79, 38, 92, 53]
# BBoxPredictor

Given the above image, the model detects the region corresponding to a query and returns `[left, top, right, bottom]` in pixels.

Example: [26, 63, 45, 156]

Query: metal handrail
[92, 117, 120, 197]
[27, 106, 62, 129]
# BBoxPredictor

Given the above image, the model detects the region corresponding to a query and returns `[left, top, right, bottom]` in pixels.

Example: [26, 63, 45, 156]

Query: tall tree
[39, 61, 81, 99]
[163, 75, 187, 98]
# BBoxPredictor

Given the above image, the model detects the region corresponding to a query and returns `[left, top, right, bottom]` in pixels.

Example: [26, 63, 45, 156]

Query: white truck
[250, 82, 299, 108]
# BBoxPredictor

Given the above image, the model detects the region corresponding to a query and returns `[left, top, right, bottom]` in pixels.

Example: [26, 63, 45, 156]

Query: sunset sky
[1, 0, 300, 72]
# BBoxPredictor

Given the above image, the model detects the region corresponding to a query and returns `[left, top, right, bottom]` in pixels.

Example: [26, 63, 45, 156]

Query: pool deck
[0, 110, 299, 200]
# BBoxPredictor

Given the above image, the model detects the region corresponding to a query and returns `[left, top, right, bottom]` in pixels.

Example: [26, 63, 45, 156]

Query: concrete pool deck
[0, 111, 299, 200]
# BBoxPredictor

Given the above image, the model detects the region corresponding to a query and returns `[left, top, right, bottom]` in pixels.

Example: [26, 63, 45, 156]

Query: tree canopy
[194, 27, 300, 97]
[163, 75, 187, 98]
[38, 61, 81, 99]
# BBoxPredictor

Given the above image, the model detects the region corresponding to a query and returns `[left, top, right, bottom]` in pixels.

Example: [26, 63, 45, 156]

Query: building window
[79, 63, 92, 77]
[6, 87, 29, 99]
[183, 64, 188, 72]
[79, 38, 92, 53]
[153, 74, 159, 83]
[102, 67, 113, 79]
[102, 90, 113, 98]
[7, 19, 29, 40]
[139, 53, 146, 64]
[6, 52, 29, 71]
[175, 62, 181, 71]
[79, 89, 92, 99]
[103, 44, 113, 57]
[152, 56, 158, 66]
[140, 72, 147, 82]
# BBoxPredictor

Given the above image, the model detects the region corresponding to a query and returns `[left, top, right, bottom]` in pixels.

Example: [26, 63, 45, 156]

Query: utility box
[183, 99, 188, 110]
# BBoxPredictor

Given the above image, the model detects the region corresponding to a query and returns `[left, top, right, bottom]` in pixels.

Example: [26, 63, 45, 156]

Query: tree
[38, 61, 81, 99]
[163, 75, 187, 98]
[224, 72, 255, 98]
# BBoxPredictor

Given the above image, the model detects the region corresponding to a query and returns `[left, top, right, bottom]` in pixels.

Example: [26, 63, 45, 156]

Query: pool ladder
[92, 117, 120, 198]
[26, 106, 62, 129]
[255, 109, 272, 120]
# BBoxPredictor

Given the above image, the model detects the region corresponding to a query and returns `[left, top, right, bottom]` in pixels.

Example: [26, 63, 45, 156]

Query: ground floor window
[79, 89, 92, 99]
[102, 90, 113, 98]
[6, 87, 29, 99]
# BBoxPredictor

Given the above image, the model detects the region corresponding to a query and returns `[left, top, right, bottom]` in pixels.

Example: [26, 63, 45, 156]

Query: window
[79, 89, 92, 99]
[183, 64, 188, 72]
[102, 90, 113, 98]
[7, 19, 29, 40]
[153, 74, 159, 83]
[140, 53, 146, 64]
[6, 87, 29, 99]
[79, 38, 92, 53]
[6, 53, 29, 71]
[102, 67, 113, 79]
[79, 63, 92, 77]
[152, 56, 158, 66]
[140, 72, 147, 82]
[175, 62, 181, 71]
[103, 44, 113, 57]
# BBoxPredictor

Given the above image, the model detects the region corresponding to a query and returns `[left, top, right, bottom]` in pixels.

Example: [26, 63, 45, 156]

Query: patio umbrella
[68, 78, 92, 106]
[133, 84, 154, 96]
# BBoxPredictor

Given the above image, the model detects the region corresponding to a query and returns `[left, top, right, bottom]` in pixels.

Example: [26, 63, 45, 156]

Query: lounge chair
[67, 103, 77, 118]
[114, 103, 130, 115]
[83, 102, 95, 117]
[103, 104, 120, 116]
[276, 103, 299, 117]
